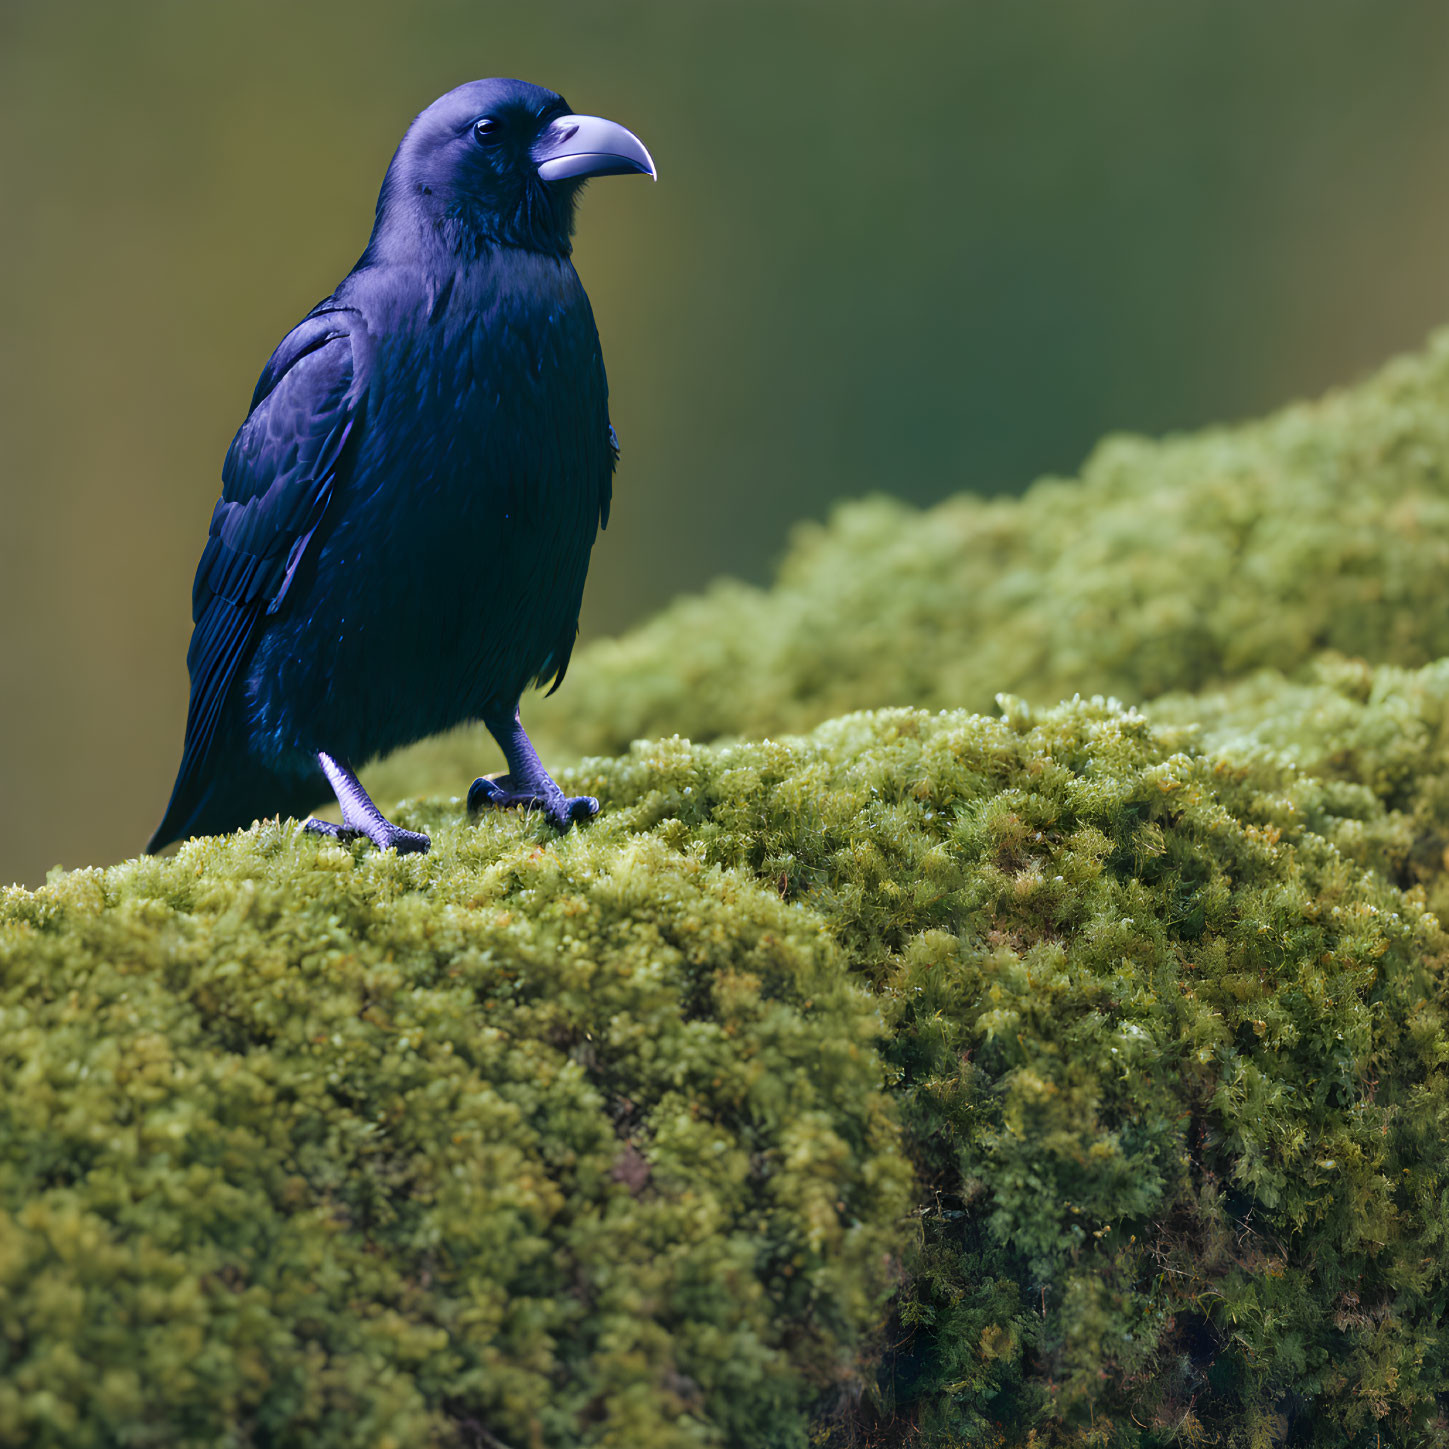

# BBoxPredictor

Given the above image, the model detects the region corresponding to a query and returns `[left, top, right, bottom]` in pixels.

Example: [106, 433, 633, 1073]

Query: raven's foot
[474, 709, 600, 833]
[468, 774, 599, 832]
[303, 815, 431, 853]
[312, 751, 432, 854]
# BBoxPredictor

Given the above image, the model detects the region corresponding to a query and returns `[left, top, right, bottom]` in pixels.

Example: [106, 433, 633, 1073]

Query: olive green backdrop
[3, 0, 1449, 887]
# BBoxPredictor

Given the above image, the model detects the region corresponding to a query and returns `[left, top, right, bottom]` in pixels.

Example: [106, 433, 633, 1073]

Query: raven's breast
[247, 253, 612, 765]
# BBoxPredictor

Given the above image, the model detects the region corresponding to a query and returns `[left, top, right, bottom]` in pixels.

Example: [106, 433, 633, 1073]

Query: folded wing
[149, 311, 362, 849]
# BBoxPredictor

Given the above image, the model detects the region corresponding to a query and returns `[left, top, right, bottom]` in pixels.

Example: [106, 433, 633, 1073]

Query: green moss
[7, 701, 1449, 1445]
[595, 704, 1449, 1446]
[368, 330, 1449, 802]
[1152, 653, 1449, 923]
[0, 821, 910, 1449]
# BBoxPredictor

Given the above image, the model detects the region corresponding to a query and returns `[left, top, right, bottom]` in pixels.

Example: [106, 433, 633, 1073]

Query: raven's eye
[473, 117, 502, 144]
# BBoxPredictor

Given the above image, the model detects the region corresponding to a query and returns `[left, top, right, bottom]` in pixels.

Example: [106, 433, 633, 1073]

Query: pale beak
[533, 114, 657, 183]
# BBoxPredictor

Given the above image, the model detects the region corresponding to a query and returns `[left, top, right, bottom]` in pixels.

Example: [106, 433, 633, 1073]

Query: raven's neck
[337, 241, 588, 343]
[359, 176, 575, 269]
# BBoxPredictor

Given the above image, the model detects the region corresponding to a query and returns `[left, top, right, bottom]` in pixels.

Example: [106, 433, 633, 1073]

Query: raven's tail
[147, 751, 325, 854]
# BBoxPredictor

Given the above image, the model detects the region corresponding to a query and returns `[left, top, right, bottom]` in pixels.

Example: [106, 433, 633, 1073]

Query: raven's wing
[150, 312, 361, 845]
[602, 421, 619, 529]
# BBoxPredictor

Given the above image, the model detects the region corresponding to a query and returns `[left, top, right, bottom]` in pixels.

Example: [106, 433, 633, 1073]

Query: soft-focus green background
[3, 0, 1449, 887]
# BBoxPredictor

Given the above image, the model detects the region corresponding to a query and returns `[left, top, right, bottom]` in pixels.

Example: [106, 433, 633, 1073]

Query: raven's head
[368, 78, 654, 261]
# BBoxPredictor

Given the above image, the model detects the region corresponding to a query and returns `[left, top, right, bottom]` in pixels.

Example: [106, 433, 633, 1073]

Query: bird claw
[375, 824, 432, 854]
[304, 818, 359, 843]
[304, 816, 431, 854]
[468, 774, 598, 831]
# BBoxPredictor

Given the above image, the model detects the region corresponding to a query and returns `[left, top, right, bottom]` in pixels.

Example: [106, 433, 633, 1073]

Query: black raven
[148, 79, 654, 856]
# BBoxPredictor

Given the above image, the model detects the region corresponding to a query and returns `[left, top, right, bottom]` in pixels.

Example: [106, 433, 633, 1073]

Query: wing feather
[157, 313, 362, 834]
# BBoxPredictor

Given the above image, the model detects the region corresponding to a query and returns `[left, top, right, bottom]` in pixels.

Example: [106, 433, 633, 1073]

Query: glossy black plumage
[149, 79, 654, 853]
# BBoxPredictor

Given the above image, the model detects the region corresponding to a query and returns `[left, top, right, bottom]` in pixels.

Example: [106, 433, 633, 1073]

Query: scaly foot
[468, 773, 598, 832]
[304, 816, 431, 853]
[309, 751, 431, 853]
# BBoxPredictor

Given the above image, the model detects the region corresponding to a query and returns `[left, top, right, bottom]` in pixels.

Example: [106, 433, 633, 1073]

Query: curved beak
[533, 114, 657, 183]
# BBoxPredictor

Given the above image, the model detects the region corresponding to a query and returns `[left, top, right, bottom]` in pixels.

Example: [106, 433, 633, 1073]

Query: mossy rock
[0, 822, 910, 1449]
[7, 701, 1449, 1445]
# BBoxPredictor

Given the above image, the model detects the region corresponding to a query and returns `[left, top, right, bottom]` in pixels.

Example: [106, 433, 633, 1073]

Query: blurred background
[3, 0, 1449, 887]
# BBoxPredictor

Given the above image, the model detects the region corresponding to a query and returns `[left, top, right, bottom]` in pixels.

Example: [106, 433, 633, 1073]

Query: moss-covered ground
[11, 336, 1449, 1445]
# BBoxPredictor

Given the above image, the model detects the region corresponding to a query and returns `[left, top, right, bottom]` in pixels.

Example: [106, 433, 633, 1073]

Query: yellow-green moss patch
[0, 822, 909, 1449]
[8, 701, 1449, 1445]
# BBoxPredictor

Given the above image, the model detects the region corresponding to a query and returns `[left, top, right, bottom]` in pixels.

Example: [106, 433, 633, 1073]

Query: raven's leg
[468, 709, 598, 832]
[303, 751, 431, 853]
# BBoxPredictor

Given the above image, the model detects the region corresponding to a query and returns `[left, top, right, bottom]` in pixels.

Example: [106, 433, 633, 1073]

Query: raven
[148, 79, 654, 856]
